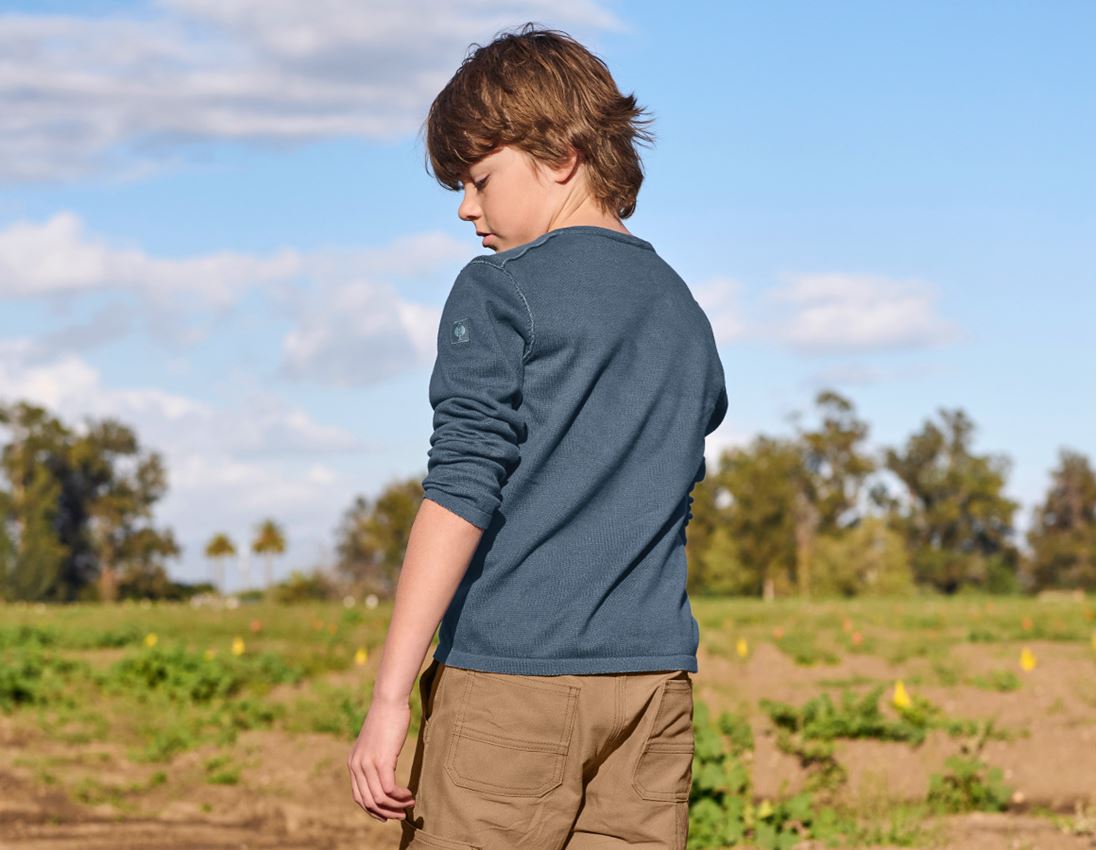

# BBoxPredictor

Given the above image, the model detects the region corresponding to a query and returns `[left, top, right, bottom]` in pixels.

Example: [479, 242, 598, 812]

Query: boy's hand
[346, 695, 416, 822]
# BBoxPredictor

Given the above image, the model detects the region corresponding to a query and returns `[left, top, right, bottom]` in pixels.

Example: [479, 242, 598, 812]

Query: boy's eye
[473, 176, 488, 191]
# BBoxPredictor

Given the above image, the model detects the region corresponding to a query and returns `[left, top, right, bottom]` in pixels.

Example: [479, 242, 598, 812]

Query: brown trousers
[399, 659, 694, 850]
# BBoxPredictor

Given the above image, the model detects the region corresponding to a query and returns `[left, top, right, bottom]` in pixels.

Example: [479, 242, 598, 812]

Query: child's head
[422, 22, 654, 251]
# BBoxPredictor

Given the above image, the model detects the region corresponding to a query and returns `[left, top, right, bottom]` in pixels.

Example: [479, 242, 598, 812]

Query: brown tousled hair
[421, 22, 655, 219]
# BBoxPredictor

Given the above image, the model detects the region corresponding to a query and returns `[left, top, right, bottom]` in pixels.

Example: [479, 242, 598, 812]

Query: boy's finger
[389, 780, 415, 800]
[350, 762, 390, 819]
[379, 756, 415, 802]
[363, 761, 412, 817]
[346, 759, 371, 812]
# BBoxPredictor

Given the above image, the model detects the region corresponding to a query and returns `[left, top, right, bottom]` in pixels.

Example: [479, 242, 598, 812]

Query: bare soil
[2, 636, 1094, 849]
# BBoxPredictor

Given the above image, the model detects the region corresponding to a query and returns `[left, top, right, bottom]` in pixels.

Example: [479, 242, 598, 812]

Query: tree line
[1, 392, 1093, 603]
[0, 401, 287, 602]
[683, 391, 1094, 598]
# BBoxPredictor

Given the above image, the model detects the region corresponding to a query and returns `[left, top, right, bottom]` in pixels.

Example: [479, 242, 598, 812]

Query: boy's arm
[372, 259, 531, 704]
[371, 499, 483, 705]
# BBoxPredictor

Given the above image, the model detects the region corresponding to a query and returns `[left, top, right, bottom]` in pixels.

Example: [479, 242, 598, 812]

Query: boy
[347, 22, 728, 850]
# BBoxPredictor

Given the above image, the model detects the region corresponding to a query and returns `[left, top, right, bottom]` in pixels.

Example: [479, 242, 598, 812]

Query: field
[1, 594, 1094, 850]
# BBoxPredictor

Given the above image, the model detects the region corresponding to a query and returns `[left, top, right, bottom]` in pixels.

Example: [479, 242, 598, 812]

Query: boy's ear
[549, 147, 582, 185]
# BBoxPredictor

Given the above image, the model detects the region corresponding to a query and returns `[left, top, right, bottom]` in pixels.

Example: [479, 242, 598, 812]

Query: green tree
[335, 479, 422, 598]
[0, 403, 73, 600]
[811, 516, 915, 597]
[76, 418, 176, 602]
[204, 532, 237, 595]
[0, 400, 178, 601]
[791, 390, 876, 597]
[5, 464, 68, 601]
[252, 518, 287, 593]
[1025, 448, 1096, 591]
[716, 436, 802, 599]
[272, 568, 338, 603]
[683, 453, 733, 594]
[795, 391, 876, 533]
[0, 487, 13, 598]
[690, 517, 756, 596]
[883, 408, 1019, 594]
[117, 526, 182, 599]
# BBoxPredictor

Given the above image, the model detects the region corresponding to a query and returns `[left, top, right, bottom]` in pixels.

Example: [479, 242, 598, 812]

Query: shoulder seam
[490, 231, 556, 265]
[469, 258, 536, 363]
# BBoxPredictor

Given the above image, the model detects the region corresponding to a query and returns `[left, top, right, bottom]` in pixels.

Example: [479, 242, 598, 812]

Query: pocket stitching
[470, 669, 578, 699]
[631, 680, 694, 803]
[402, 821, 482, 850]
[444, 672, 578, 797]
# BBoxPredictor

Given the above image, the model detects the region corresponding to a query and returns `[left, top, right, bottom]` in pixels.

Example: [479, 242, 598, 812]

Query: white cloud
[0, 349, 360, 457]
[691, 276, 746, 346]
[0, 211, 302, 305]
[0, 349, 368, 583]
[771, 272, 961, 353]
[280, 278, 439, 386]
[0, 211, 467, 380]
[0, 0, 626, 184]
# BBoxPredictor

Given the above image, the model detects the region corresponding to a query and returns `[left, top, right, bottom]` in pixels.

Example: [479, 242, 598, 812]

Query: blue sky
[1, 1, 1092, 589]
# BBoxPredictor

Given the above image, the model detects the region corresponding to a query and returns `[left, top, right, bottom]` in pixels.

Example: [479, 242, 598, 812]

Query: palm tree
[204, 533, 236, 595]
[251, 519, 286, 594]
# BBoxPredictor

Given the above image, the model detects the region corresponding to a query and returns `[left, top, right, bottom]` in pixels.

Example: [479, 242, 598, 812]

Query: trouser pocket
[400, 819, 482, 849]
[631, 677, 695, 802]
[443, 669, 579, 797]
[419, 658, 442, 744]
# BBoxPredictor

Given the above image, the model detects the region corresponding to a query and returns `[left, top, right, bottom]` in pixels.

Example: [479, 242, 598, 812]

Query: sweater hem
[433, 645, 698, 675]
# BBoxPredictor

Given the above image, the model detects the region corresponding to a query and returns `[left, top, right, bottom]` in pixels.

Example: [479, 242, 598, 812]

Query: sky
[1, 1, 1092, 590]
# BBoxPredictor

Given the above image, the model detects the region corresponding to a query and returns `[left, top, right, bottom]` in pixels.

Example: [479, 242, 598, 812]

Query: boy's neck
[546, 215, 632, 237]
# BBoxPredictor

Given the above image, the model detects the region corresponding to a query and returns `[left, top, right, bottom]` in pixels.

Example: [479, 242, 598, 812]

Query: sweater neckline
[545, 225, 655, 251]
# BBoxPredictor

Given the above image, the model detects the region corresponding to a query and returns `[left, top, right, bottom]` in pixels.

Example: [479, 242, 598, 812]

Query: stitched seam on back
[470, 258, 535, 364]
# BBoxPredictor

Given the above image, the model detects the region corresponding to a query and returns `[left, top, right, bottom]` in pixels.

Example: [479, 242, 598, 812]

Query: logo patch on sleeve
[450, 317, 471, 344]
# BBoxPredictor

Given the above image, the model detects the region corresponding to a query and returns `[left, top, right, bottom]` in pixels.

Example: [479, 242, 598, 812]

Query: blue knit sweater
[420, 225, 728, 675]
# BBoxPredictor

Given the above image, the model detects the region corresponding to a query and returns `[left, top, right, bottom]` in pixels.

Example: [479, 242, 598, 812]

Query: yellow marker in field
[735, 637, 749, 658]
[1091, 631, 1096, 652]
[892, 679, 912, 710]
[1019, 646, 1036, 671]
[354, 646, 368, 666]
[232, 636, 246, 656]
[144, 632, 158, 648]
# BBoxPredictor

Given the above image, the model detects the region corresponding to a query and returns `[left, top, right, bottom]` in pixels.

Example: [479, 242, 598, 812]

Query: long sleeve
[420, 259, 534, 530]
[706, 383, 728, 436]
[689, 364, 728, 526]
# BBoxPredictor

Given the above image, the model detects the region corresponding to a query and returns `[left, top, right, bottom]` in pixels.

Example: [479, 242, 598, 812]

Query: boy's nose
[458, 188, 479, 222]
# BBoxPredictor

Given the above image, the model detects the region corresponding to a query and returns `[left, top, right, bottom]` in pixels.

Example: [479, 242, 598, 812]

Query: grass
[2, 592, 1093, 846]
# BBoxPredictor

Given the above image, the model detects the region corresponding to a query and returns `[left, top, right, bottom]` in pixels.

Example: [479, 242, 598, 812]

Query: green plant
[968, 669, 1021, 692]
[205, 753, 241, 785]
[926, 720, 1012, 813]
[687, 699, 855, 849]
[761, 684, 933, 746]
[0, 647, 87, 711]
[772, 630, 839, 666]
[102, 644, 301, 704]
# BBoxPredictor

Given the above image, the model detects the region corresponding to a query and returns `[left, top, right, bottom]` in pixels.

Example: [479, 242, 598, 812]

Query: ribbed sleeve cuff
[422, 489, 494, 530]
